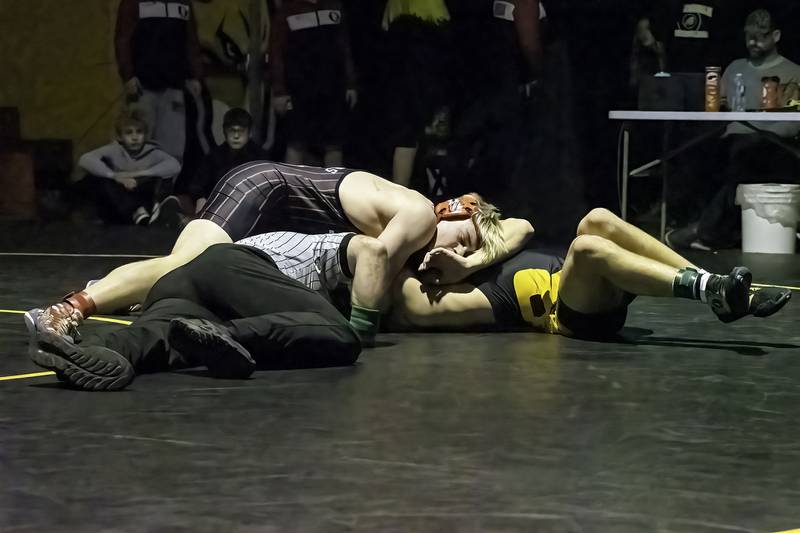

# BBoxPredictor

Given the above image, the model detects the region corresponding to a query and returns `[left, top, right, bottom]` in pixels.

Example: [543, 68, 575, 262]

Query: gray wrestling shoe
[29, 331, 135, 391]
[24, 306, 81, 343]
[168, 318, 256, 379]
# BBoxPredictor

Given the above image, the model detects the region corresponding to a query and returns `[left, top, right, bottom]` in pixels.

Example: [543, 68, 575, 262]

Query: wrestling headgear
[434, 194, 480, 222]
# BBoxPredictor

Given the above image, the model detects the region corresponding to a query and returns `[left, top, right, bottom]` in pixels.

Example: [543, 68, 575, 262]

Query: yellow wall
[0, 1, 122, 169]
[0, 0, 259, 175]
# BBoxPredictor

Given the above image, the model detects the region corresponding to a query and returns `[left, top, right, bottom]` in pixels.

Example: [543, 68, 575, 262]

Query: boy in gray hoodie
[79, 110, 181, 225]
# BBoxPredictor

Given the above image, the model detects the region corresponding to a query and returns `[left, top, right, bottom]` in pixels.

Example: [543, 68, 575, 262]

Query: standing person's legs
[154, 88, 187, 161]
[133, 89, 159, 142]
[697, 137, 799, 247]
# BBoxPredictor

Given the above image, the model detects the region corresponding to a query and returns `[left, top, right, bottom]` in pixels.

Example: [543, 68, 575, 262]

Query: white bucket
[736, 183, 800, 254]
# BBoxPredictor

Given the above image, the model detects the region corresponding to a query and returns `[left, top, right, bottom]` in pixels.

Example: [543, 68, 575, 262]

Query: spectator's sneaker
[24, 305, 82, 343]
[705, 267, 752, 323]
[150, 196, 182, 228]
[29, 331, 135, 391]
[665, 223, 712, 251]
[132, 206, 150, 225]
[168, 318, 256, 379]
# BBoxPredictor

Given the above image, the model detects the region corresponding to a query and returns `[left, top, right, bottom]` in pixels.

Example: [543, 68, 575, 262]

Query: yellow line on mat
[752, 283, 800, 291]
[0, 371, 55, 381]
[0, 309, 130, 382]
[0, 309, 131, 325]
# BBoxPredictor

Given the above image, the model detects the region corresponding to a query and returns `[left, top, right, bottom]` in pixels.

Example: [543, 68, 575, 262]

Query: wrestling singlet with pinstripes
[199, 161, 358, 240]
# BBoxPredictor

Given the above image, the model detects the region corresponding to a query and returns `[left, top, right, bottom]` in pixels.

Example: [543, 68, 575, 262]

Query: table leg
[660, 123, 671, 242]
[621, 122, 630, 221]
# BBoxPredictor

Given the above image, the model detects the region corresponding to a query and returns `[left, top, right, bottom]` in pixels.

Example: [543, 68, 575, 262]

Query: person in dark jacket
[190, 108, 267, 213]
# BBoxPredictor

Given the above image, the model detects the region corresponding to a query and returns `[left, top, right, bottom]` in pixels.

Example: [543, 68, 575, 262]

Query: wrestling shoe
[705, 266, 752, 323]
[25, 291, 95, 342]
[29, 331, 135, 391]
[24, 304, 82, 342]
[168, 318, 256, 379]
[746, 286, 792, 318]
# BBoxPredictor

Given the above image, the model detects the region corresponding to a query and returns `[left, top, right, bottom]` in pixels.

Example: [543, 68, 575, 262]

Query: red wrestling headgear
[434, 194, 481, 222]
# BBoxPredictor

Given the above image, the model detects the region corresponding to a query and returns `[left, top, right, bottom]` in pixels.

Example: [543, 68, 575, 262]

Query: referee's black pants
[83, 244, 361, 373]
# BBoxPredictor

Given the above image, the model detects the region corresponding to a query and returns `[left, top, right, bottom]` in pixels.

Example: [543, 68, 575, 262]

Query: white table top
[609, 110, 800, 122]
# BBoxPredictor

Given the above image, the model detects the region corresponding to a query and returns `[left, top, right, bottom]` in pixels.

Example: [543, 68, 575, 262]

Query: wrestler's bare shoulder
[339, 171, 434, 234]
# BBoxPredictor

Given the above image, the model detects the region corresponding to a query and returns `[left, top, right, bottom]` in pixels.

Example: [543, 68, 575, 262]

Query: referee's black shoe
[168, 318, 256, 379]
[29, 331, 135, 391]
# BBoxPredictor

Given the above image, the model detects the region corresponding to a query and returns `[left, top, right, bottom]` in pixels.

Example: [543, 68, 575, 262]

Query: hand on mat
[418, 247, 470, 285]
[346, 89, 358, 109]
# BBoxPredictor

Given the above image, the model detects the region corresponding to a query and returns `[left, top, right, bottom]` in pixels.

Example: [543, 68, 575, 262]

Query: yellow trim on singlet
[513, 269, 561, 334]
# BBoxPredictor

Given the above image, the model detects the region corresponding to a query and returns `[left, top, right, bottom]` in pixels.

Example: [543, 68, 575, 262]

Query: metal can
[704, 66, 722, 112]
[761, 76, 781, 109]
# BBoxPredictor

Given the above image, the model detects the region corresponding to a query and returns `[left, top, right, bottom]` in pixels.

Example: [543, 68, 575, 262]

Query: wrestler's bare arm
[467, 218, 534, 272]
[387, 270, 496, 330]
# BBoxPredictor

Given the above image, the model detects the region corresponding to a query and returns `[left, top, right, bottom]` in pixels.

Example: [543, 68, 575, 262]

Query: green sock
[673, 267, 717, 302]
[349, 305, 380, 346]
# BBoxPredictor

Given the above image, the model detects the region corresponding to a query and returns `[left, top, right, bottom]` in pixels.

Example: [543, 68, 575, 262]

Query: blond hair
[470, 193, 506, 263]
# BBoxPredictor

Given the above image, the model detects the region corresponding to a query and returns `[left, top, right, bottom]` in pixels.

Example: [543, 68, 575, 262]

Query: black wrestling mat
[2, 238, 800, 532]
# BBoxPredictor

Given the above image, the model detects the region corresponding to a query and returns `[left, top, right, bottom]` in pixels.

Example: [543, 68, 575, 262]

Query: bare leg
[85, 220, 232, 312]
[577, 208, 696, 270]
[323, 146, 343, 167]
[392, 146, 417, 187]
[559, 234, 677, 315]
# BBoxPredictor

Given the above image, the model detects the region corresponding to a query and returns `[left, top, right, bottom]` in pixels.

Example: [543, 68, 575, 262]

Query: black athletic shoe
[665, 223, 712, 251]
[708, 266, 752, 323]
[29, 331, 135, 391]
[149, 195, 182, 228]
[168, 318, 256, 379]
[749, 287, 792, 318]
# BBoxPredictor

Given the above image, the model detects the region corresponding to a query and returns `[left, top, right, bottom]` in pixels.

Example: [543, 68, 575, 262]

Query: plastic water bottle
[732, 73, 747, 111]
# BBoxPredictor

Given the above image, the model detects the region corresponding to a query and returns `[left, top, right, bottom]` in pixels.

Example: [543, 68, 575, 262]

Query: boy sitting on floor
[78, 110, 182, 226]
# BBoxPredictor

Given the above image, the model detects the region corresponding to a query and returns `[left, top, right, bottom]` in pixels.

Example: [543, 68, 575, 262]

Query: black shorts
[199, 161, 358, 241]
[556, 293, 637, 340]
[287, 82, 348, 147]
[471, 249, 564, 332]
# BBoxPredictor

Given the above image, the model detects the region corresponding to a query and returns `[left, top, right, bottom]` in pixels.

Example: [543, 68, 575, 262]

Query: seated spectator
[78, 110, 182, 226]
[189, 108, 267, 214]
[667, 8, 800, 250]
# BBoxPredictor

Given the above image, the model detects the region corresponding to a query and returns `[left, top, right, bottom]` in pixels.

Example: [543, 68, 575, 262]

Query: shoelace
[40, 304, 82, 337]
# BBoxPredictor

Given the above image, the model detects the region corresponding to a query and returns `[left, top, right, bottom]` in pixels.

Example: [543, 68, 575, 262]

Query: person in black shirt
[190, 108, 267, 213]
